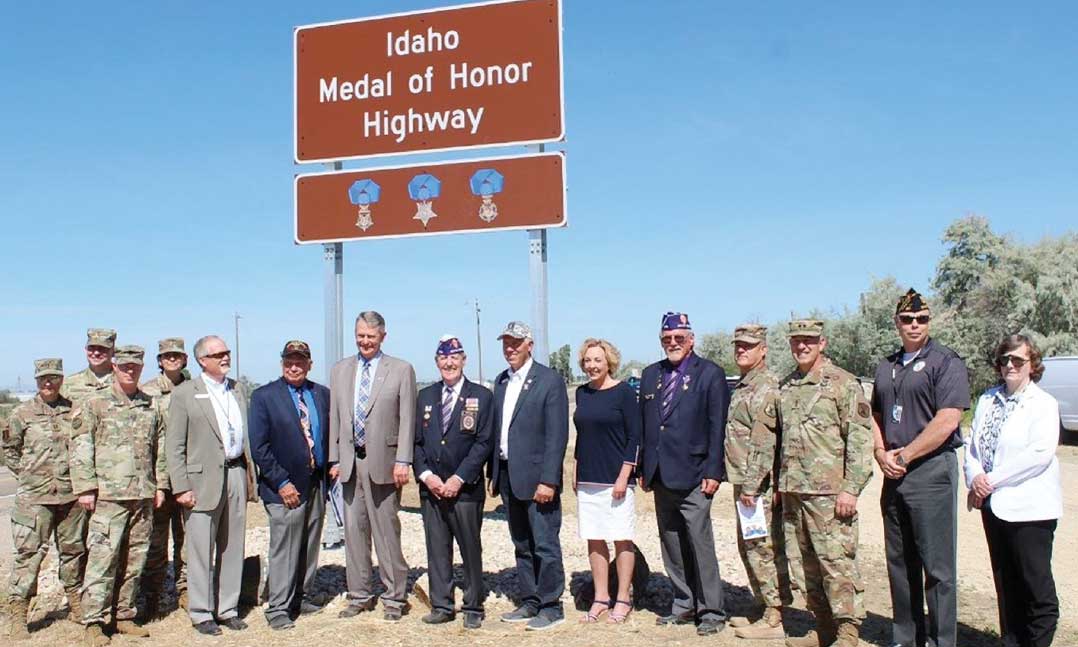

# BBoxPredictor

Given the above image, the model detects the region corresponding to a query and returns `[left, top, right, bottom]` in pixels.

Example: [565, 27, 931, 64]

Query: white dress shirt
[964, 381, 1062, 522]
[202, 374, 244, 460]
[499, 357, 533, 460]
[419, 378, 464, 486]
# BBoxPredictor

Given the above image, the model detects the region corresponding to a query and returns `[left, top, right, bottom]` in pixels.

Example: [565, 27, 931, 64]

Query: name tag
[195, 394, 210, 400]
[891, 405, 903, 423]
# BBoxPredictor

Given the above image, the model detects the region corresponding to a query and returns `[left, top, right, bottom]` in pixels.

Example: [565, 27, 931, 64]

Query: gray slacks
[882, 450, 958, 647]
[265, 478, 325, 621]
[184, 464, 247, 624]
[654, 480, 725, 622]
[420, 495, 485, 614]
[342, 456, 408, 608]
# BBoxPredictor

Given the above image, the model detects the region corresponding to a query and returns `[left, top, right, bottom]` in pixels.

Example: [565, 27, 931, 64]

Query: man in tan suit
[166, 335, 256, 636]
[328, 311, 417, 621]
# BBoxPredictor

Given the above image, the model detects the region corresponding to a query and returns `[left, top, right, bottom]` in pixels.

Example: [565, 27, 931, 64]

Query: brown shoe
[833, 620, 860, 647]
[734, 607, 784, 640]
[84, 623, 111, 647]
[6, 597, 30, 640]
[114, 620, 150, 637]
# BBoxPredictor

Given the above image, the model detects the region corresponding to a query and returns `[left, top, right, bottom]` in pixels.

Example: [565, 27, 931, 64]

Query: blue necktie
[354, 361, 371, 448]
[441, 385, 454, 436]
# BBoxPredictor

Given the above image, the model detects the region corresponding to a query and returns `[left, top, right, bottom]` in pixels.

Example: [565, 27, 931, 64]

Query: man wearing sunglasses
[639, 312, 729, 635]
[166, 335, 256, 636]
[870, 289, 970, 647]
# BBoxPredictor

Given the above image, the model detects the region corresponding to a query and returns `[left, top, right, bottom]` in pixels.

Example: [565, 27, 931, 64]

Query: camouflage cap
[895, 288, 929, 314]
[497, 320, 532, 340]
[733, 324, 768, 344]
[113, 345, 145, 365]
[33, 358, 64, 378]
[86, 328, 117, 349]
[157, 337, 186, 355]
[787, 319, 825, 338]
[281, 340, 312, 358]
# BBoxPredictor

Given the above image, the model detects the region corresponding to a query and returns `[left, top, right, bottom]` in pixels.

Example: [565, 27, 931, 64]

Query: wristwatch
[896, 454, 908, 468]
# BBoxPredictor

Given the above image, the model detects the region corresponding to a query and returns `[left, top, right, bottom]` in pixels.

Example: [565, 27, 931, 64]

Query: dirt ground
[2, 434, 1076, 647]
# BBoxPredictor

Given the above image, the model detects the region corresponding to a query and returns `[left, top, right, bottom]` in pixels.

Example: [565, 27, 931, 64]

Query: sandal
[580, 599, 610, 623]
[608, 599, 632, 624]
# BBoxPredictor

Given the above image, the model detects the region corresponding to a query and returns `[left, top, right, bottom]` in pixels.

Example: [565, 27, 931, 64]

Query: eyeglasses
[660, 334, 689, 346]
[898, 315, 930, 325]
[203, 351, 231, 360]
[997, 355, 1030, 369]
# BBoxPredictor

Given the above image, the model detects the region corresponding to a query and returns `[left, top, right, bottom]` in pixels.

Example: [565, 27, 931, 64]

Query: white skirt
[576, 483, 636, 541]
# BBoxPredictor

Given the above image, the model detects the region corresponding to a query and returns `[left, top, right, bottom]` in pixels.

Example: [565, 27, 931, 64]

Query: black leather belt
[225, 456, 246, 469]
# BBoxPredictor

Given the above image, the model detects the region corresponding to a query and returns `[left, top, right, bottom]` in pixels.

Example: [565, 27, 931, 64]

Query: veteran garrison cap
[86, 328, 117, 349]
[895, 288, 929, 314]
[34, 358, 64, 378]
[787, 319, 825, 338]
[437, 335, 465, 356]
[661, 312, 692, 331]
[733, 324, 768, 344]
[497, 321, 532, 340]
[113, 345, 145, 365]
[157, 338, 186, 355]
[281, 340, 312, 359]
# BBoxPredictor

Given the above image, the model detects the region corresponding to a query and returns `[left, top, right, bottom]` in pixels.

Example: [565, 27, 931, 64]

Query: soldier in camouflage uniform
[139, 338, 189, 617]
[61, 329, 117, 404]
[723, 325, 793, 640]
[2, 359, 89, 639]
[778, 320, 873, 647]
[70, 346, 169, 646]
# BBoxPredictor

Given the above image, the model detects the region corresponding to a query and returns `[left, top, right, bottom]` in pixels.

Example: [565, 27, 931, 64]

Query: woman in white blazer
[964, 334, 1061, 647]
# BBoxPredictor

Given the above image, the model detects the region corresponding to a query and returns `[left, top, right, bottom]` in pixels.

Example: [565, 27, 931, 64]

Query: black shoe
[500, 605, 539, 623]
[267, 615, 295, 631]
[219, 617, 248, 631]
[297, 600, 324, 616]
[193, 620, 222, 636]
[656, 611, 695, 626]
[321, 541, 343, 550]
[338, 598, 377, 618]
[383, 606, 403, 622]
[422, 609, 455, 624]
[696, 618, 725, 635]
[463, 612, 483, 629]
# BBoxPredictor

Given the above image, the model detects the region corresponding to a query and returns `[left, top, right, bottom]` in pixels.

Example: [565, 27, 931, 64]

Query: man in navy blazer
[413, 335, 493, 629]
[490, 321, 569, 631]
[640, 312, 730, 635]
[248, 340, 331, 630]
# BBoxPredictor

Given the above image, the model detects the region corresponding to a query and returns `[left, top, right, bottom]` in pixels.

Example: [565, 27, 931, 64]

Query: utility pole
[472, 298, 484, 384]
[234, 312, 242, 383]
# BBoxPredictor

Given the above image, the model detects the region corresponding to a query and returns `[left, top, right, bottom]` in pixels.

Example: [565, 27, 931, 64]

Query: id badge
[891, 404, 903, 423]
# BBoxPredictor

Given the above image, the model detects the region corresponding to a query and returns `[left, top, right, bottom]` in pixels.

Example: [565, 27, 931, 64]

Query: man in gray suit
[166, 335, 256, 636]
[328, 311, 417, 621]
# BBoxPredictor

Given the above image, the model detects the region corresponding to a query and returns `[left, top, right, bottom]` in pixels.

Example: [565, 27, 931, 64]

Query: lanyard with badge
[208, 384, 238, 449]
[890, 350, 923, 424]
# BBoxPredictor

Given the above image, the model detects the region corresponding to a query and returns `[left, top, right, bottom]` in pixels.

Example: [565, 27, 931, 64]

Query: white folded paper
[737, 497, 768, 540]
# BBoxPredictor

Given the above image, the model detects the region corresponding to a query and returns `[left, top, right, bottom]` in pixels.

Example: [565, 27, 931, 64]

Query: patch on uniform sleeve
[857, 402, 871, 419]
[71, 409, 84, 431]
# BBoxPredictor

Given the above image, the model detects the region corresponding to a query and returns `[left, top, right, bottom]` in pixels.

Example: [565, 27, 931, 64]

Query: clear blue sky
[3, 1, 1076, 388]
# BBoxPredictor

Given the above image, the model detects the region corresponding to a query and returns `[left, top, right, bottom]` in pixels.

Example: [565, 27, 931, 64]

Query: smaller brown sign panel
[294, 152, 565, 244]
[294, 0, 563, 162]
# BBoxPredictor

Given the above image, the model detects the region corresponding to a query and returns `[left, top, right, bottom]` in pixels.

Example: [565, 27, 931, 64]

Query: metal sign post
[526, 143, 549, 363]
[323, 164, 344, 383]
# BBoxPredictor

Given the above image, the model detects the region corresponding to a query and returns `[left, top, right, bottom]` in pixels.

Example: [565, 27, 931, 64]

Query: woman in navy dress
[573, 338, 641, 624]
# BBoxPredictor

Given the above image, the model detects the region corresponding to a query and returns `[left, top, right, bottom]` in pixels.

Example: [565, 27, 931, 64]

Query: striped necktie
[441, 385, 455, 435]
[661, 369, 678, 417]
[354, 361, 371, 448]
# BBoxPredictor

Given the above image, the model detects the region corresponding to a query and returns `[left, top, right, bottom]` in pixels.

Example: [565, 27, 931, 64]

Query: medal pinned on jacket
[423, 405, 433, 426]
[461, 397, 479, 433]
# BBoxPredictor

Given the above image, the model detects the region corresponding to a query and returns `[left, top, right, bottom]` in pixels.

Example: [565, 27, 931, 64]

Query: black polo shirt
[871, 337, 971, 450]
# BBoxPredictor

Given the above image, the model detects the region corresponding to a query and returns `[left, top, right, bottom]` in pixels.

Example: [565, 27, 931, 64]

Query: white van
[1040, 356, 1078, 439]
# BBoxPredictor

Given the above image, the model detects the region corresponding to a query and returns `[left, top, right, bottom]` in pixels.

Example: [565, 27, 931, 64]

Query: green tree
[549, 344, 574, 383]
[696, 331, 736, 375]
[617, 359, 647, 380]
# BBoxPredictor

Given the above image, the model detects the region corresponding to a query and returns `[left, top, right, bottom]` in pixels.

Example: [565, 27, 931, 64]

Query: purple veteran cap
[436, 335, 465, 356]
[661, 312, 692, 331]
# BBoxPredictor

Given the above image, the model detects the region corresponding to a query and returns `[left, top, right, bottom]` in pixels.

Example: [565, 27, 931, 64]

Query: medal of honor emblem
[469, 168, 504, 223]
[348, 179, 381, 232]
[408, 173, 441, 228]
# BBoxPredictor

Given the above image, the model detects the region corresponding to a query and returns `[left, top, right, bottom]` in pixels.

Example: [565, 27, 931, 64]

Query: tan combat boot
[728, 609, 761, 628]
[833, 619, 860, 646]
[785, 616, 836, 647]
[114, 620, 150, 637]
[84, 623, 110, 647]
[785, 631, 821, 647]
[6, 597, 31, 640]
[66, 588, 83, 623]
[178, 590, 188, 611]
[734, 607, 784, 640]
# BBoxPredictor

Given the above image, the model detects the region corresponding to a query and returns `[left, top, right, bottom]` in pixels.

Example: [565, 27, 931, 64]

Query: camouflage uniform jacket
[61, 367, 114, 404]
[724, 364, 781, 496]
[71, 383, 169, 500]
[140, 373, 186, 412]
[777, 359, 873, 496]
[2, 395, 79, 504]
